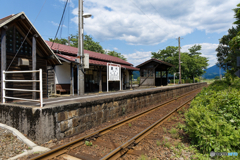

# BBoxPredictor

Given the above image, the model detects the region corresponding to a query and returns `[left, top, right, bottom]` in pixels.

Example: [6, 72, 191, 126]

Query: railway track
[31, 87, 204, 160]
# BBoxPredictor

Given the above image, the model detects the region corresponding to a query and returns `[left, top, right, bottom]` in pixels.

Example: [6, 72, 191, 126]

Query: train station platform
[0, 83, 207, 144]
[8, 84, 189, 107]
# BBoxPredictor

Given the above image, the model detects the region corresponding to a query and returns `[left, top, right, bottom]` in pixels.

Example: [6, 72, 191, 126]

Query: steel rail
[31, 87, 203, 160]
[101, 93, 197, 160]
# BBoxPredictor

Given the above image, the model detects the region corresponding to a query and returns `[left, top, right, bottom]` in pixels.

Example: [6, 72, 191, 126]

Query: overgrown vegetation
[185, 79, 240, 154]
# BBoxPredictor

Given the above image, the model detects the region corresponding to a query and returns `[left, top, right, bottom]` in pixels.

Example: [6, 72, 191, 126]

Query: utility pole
[78, 0, 84, 95]
[68, 36, 70, 46]
[178, 37, 181, 84]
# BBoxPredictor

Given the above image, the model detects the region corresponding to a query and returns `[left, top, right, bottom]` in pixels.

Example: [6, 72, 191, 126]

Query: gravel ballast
[0, 128, 30, 160]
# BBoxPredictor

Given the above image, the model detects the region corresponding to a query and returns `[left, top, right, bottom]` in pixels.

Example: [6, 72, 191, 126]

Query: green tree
[105, 50, 127, 61]
[216, 3, 240, 80]
[214, 76, 220, 79]
[48, 38, 68, 45]
[83, 35, 105, 54]
[151, 45, 208, 81]
[49, 34, 105, 54]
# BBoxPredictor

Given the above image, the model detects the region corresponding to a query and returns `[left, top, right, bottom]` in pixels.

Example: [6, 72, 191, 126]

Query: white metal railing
[2, 69, 43, 107]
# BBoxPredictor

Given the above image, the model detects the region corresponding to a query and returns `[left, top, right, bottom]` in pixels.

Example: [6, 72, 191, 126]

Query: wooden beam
[166, 70, 169, 85]
[70, 63, 74, 95]
[160, 71, 162, 86]
[99, 68, 102, 93]
[129, 71, 133, 90]
[32, 36, 37, 99]
[15, 25, 44, 57]
[1, 29, 6, 103]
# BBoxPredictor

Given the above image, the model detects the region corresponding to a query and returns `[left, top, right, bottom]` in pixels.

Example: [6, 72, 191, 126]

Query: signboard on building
[107, 63, 121, 92]
[109, 65, 120, 81]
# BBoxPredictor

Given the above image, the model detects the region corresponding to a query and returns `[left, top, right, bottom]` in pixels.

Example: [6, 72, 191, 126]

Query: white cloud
[104, 49, 110, 53]
[113, 47, 118, 50]
[123, 51, 152, 66]
[125, 43, 219, 67]
[51, 21, 67, 28]
[181, 43, 219, 67]
[70, 0, 238, 45]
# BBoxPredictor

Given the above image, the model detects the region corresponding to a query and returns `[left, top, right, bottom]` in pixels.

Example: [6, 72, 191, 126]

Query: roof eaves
[0, 12, 62, 65]
[0, 12, 23, 28]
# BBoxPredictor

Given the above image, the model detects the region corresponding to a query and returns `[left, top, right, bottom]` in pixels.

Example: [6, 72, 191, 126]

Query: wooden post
[160, 71, 162, 86]
[32, 36, 37, 99]
[166, 70, 168, 85]
[130, 71, 133, 90]
[121, 70, 123, 90]
[70, 63, 74, 95]
[1, 29, 6, 103]
[99, 67, 102, 93]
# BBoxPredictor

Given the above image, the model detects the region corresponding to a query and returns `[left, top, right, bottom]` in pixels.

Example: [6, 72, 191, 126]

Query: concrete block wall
[0, 83, 207, 144]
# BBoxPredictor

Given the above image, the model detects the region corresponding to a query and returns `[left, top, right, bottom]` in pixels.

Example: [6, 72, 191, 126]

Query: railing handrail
[2, 69, 43, 107]
[4, 70, 40, 73]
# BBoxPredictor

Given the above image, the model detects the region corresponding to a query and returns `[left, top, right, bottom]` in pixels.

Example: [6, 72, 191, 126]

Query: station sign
[108, 65, 120, 81]
[107, 63, 121, 92]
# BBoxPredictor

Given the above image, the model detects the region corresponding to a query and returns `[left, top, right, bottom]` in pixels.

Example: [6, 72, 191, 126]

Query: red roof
[136, 58, 174, 68]
[0, 14, 13, 25]
[45, 41, 132, 66]
[57, 54, 139, 71]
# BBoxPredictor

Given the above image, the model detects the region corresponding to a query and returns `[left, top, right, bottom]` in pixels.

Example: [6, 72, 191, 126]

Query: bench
[56, 84, 70, 94]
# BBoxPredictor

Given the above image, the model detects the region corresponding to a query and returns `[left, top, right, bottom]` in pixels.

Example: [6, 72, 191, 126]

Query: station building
[0, 12, 61, 102]
[46, 41, 139, 95]
[136, 58, 174, 87]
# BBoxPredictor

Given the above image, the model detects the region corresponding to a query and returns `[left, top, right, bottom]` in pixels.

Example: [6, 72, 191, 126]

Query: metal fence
[2, 69, 43, 107]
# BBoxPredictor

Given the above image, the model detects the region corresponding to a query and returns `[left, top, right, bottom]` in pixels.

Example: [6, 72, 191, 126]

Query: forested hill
[133, 71, 140, 79]
[202, 65, 226, 79]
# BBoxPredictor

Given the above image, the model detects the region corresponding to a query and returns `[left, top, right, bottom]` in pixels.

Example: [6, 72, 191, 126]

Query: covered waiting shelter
[136, 58, 174, 87]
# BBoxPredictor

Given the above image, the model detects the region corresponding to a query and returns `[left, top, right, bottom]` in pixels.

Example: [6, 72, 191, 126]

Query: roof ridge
[45, 40, 133, 66]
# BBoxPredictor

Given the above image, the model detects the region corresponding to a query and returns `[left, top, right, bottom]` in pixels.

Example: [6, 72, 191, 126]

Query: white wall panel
[55, 62, 70, 84]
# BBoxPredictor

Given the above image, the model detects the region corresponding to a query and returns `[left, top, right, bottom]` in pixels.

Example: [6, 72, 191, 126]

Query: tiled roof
[0, 13, 61, 65]
[45, 41, 132, 66]
[0, 15, 13, 25]
[136, 58, 174, 68]
[57, 54, 139, 71]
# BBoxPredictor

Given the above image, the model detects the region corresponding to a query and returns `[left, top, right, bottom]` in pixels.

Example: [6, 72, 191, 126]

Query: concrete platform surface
[4, 84, 187, 108]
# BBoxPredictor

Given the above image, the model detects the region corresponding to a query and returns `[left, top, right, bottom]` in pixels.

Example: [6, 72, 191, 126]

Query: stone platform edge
[0, 83, 207, 144]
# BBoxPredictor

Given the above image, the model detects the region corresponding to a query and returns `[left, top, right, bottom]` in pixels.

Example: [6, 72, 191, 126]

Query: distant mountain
[133, 71, 140, 79]
[202, 65, 226, 79]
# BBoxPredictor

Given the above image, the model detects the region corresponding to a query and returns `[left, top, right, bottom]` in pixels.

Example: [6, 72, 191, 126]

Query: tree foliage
[49, 34, 127, 60]
[185, 80, 240, 153]
[105, 50, 127, 61]
[49, 34, 105, 53]
[216, 3, 240, 79]
[48, 38, 68, 45]
[151, 45, 208, 80]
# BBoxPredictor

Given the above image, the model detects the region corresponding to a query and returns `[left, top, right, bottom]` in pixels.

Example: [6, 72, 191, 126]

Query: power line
[50, 0, 69, 49]
[7, 0, 48, 71]
[130, 0, 162, 29]
[147, 0, 160, 15]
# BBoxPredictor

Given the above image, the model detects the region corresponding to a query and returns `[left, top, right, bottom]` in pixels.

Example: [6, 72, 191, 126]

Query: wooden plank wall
[1, 54, 47, 101]
[47, 66, 55, 95]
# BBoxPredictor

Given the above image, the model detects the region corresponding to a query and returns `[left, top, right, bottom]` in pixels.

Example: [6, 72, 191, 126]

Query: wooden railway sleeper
[127, 142, 137, 149]
[84, 133, 100, 141]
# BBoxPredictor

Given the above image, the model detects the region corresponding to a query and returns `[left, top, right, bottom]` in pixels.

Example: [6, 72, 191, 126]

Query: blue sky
[0, 0, 239, 67]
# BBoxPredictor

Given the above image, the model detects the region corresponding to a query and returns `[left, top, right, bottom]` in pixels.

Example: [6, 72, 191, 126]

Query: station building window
[156, 71, 161, 78]
[0, 27, 32, 55]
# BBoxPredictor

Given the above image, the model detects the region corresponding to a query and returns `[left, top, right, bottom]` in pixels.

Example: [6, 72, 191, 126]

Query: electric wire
[147, 0, 160, 16]
[50, 0, 69, 49]
[58, 3, 68, 51]
[130, 0, 162, 29]
[6, 0, 48, 71]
